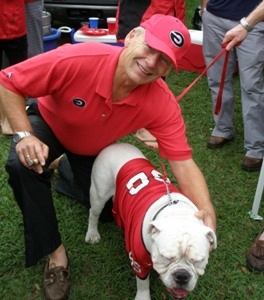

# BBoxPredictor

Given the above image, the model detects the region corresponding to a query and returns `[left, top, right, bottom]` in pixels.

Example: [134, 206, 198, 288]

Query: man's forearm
[169, 159, 216, 232]
[201, 0, 208, 10]
[0, 85, 32, 133]
[246, 0, 264, 27]
[201, 0, 208, 15]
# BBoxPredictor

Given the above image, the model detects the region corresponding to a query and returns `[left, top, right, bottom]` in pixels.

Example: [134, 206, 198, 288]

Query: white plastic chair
[249, 161, 264, 220]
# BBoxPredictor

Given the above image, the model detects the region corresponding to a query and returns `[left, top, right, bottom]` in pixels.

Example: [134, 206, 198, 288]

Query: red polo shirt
[0, 42, 191, 160]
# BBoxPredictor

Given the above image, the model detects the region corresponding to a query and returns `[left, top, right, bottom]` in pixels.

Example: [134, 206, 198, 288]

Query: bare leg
[134, 128, 159, 150]
[49, 244, 68, 268]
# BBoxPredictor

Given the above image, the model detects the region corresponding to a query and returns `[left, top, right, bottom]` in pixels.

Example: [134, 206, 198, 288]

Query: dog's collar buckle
[168, 199, 179, 206]
[152, 197, 179, 220]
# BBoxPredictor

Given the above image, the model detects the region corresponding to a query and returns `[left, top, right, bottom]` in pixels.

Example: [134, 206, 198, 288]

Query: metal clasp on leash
[160, 158, 178, 206]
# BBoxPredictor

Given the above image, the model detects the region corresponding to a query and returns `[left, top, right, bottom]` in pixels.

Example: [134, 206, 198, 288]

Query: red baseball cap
[141, 14, 191, 69]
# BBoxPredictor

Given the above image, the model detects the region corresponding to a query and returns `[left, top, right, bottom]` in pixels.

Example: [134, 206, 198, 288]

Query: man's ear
[124, 29, 137, 47]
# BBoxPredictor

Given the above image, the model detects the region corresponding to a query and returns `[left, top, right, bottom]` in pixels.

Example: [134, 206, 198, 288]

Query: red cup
[107, 17, 116, 34]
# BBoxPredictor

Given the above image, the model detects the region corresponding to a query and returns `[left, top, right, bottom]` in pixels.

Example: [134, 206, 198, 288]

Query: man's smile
[137, 61, 152, 75]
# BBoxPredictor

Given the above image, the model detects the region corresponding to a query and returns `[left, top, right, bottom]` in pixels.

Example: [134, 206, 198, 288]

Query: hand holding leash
[222, 25, 246, 51]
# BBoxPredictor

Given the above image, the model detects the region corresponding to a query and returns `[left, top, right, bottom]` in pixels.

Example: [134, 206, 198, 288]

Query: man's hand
[15, 135, 49, 174]
[222, 24, 248, 51]
[195, 209, 216, 252]
[195, 209, 216, 233]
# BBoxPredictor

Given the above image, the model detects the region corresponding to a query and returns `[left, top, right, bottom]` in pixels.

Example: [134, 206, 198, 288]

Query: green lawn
[0, 1, 263, 299]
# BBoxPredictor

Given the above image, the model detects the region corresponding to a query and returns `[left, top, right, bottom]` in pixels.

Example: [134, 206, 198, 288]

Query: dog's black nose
[174, 270, 191, 284]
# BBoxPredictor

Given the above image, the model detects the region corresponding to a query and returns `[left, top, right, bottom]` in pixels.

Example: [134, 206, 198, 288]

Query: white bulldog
[85, 143, 217, 300]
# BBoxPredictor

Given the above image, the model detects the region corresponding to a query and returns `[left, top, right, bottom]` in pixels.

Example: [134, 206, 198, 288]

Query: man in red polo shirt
[0, 14, 216, 300]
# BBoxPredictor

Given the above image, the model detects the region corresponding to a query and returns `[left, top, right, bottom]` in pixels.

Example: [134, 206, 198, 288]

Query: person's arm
[245, 0, 264, 27]
[223, 0, 264, 51]
[0, 84, 48, 173]
[169, 158, 216, 232]
[200, 0, 208, 17]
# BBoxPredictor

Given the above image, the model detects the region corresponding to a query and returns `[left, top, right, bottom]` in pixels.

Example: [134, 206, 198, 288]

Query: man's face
[123, 29, 174, 84]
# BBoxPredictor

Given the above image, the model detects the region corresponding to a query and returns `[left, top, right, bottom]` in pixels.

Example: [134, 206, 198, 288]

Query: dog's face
[149, 217, 216, 299]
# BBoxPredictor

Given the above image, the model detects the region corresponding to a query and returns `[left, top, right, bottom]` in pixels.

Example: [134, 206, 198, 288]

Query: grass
[1, 1, 264, 299]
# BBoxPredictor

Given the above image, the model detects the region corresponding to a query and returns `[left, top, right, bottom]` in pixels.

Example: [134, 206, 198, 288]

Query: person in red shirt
[0, 14, 216, 300]
[0, 0, 28, 69]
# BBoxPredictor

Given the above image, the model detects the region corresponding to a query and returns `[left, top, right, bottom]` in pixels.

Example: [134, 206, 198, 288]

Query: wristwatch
[199, 8, 206, 17]
[13, 131, 32, 144]
[240, 17, 254, 32]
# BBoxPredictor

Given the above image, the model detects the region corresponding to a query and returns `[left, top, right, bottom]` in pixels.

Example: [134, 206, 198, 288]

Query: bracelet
[240, 17, 254, 32]
[199, 8, 206, 17]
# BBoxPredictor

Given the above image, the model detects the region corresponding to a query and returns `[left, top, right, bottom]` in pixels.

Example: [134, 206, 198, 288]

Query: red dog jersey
[113, 158, 179, 279]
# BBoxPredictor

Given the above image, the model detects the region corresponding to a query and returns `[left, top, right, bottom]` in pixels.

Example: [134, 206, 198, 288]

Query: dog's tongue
[167, 288, 189, 299]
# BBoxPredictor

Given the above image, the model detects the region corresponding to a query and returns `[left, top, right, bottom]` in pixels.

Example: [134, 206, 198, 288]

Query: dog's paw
[85, 231, 101, 244]
[135, 293, 151, 300]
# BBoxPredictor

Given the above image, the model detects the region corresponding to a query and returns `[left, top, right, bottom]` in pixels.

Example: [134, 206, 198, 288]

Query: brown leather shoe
[207, 136, 232, 149]
[241, 156, 263, 172]
[43, 257, 70, 300]
[246, 228, 264, 272]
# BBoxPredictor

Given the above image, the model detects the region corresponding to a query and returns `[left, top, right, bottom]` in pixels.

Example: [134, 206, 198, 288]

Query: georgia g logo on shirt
[72, 98, 86, 107]
[170, 31, 185, 48]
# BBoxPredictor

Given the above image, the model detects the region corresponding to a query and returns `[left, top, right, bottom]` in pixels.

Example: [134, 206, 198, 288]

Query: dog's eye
[190, 258, 199, 264]
[190, 257, 204, 265]
[160, 254, 174, 265]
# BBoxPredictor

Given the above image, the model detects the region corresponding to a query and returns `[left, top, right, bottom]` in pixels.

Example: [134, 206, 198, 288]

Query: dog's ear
[204, 227, 217, 250]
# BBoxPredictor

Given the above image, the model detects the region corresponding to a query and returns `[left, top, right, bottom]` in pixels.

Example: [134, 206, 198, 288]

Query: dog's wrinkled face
[150, 217, 217, 299]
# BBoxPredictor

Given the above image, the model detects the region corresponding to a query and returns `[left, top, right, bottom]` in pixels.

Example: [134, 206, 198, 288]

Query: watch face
[13, 133, 21, 143]
[13, 132, 31, 143]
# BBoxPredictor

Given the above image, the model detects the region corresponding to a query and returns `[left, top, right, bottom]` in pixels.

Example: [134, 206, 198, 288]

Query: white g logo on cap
[170, 31, 184, 48]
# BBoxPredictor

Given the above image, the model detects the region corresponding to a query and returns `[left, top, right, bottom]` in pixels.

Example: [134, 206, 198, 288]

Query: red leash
[214, 46, 230, 115]
[160, 44, 232, 175]
[175, 43, 230, 116]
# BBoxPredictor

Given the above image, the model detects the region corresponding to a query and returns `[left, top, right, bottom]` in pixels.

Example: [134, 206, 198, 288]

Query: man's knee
[5, 156, 24, 178]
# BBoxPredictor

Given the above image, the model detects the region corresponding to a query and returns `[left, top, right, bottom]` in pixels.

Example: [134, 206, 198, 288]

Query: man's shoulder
[60, 42, 118, 56]
[150, 79, 177, 103]
[54, 42, 122, 69]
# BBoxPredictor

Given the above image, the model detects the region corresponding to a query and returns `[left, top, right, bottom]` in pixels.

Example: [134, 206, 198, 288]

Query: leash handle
[214, 48, 230, 115]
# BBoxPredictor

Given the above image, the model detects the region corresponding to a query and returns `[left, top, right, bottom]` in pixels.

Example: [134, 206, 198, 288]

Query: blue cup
[89, 17, 99, 29]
